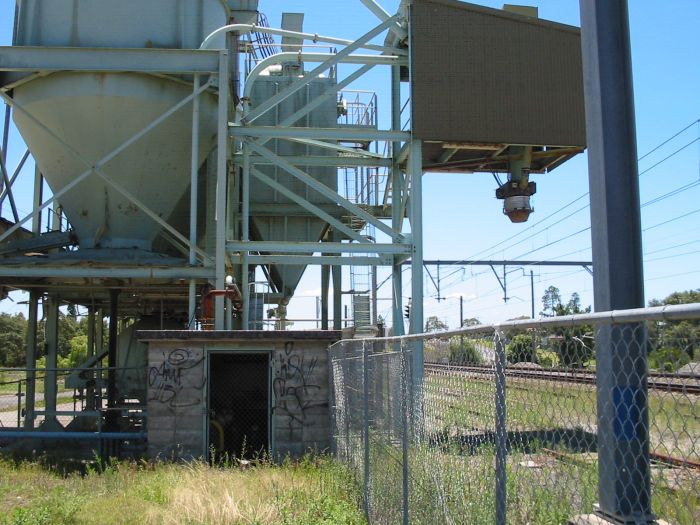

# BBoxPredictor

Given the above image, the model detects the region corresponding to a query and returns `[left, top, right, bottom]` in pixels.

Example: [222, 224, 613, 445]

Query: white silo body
[12, 0, 228, 250]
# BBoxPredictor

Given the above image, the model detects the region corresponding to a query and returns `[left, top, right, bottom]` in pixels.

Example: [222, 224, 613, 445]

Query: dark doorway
[208, 353, 269, 460]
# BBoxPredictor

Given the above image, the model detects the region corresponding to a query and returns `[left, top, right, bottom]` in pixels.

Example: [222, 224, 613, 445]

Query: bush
[648, 347, 691, 373]
[535, 349, 559, 368]
[506, 334, 535, 363]
[448, 338, 484, 365]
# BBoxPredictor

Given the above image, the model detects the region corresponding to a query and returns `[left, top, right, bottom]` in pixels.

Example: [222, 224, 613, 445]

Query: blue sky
[1, 1, 699, 329]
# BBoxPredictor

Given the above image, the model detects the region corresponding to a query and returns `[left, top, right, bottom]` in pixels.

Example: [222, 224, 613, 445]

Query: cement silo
[12, 0, 226, 250]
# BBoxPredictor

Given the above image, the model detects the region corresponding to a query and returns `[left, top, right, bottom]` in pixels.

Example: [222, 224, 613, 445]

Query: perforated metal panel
[410, 0, 586, 148]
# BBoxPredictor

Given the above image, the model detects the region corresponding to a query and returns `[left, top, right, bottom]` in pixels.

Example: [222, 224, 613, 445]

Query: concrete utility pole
[579, 1, 652, 523]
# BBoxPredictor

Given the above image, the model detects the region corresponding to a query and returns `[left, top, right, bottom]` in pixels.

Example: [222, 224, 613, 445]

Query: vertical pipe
[188, 74, 201, 329]
[24, 290, 38, 430]
[42, 293, 60, 430]
[321, 263, 330, 330]
[494, 329, 507, 525]
[241, 142, 251, 329]
[215, 51, 230, 329]
[106, 289, 119, 431]
[391, 65, 404, 336]
[579, 1, 650, 521]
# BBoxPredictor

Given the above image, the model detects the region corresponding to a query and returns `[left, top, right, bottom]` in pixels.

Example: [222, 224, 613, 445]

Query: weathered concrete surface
[140, 331, 342, 460]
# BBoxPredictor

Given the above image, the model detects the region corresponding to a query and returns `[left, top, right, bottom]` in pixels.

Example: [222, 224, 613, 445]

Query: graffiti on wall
[273, 342, 325, 438]
[148, 348, 205, 408]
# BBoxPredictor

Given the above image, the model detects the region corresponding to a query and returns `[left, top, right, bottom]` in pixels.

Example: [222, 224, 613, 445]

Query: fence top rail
[330, 303, 700, 347]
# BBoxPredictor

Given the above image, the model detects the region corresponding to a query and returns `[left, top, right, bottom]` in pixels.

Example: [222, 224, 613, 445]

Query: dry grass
[0, 456, 366, 525]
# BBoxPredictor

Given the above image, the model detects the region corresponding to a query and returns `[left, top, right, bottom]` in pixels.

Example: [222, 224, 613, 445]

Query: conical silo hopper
[11, 0, 227, 250]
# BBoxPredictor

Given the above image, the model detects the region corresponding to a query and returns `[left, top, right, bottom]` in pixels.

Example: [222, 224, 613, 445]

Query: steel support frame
[0, 49, 235, 328]
[579, 1, 652, 523]
[222, 10, 414, 333]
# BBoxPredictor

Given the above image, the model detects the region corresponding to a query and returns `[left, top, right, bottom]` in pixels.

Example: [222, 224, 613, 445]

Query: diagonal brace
[244, 16, 399, 124]
[250, 166, 367, 243]
[248, 142, 403, 242]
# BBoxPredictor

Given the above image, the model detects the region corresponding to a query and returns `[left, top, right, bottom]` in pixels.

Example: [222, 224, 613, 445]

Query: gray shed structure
[139, 330, 342, 460]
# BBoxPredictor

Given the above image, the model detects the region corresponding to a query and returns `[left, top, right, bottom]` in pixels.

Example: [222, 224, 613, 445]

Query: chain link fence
[329, 304, 700, 524]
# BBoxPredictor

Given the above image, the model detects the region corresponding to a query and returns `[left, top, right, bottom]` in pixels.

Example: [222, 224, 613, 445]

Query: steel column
[214, 51, 230, 329]
[409, 139, 424, 388]
[189, 74, 201, 329]
[391, 65, 404, 336]
[23, 291, 39, 430]
[106, 289, 120, 432]
[41, 294, 61, 430]
[579, 1, 650, 522]
[321, 263, 330, 330]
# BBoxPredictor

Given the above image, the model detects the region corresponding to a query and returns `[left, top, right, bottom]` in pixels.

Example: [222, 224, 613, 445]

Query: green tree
[425, 315, 448, 332]
[0, 313, 27, 367]
[461, 317, 481, 327]
[540, 286, 593, 367]
[648, 289, 699, 368]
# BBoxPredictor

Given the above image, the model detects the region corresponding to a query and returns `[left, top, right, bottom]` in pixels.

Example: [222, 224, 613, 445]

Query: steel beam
[580, 1, 650, 522]
[0, 46, 220, 74]
[283, 138, 386, 159]
[234, 125, 409, 142]
[359, 0, 408, 40]
[235, 255, 388, 266]
[0, 148, 29, 206]
[241, 155, 392, 168]
[228, 241, 410, 254]
[0, 265, 215, 279]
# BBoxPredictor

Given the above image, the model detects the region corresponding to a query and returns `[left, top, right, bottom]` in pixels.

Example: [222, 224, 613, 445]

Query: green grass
[0, 456, 366, 525]
[426, 374, 699, 459]
[415, 373, 700, 524]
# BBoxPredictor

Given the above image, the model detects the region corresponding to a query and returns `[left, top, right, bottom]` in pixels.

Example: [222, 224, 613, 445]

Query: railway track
[424, 362, 700, 395]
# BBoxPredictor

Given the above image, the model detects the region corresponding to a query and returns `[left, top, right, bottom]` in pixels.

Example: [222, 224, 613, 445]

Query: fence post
[328, 346, 337, 457]
[16, 379, 23, 428]
[400, 340, 410, 525]
[494, 329, 507, 525]
[363, 340, 371, 521]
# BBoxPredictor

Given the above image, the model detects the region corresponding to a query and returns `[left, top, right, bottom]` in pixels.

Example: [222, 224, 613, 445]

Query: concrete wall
[140, 331, 341, 460]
